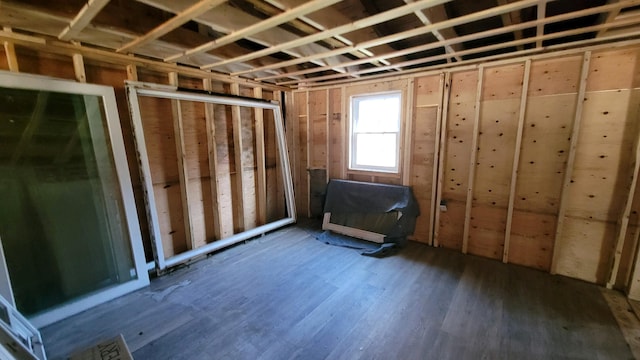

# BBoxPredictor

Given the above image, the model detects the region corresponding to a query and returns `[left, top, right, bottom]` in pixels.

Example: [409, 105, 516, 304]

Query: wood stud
[550, 51, 592, 274]
[433, 72, 452, 247]
[462, 66, 484, 254]
[503, 60, 531, 263]
[168, 72, 196, 250]
[203, 78, 223, 240]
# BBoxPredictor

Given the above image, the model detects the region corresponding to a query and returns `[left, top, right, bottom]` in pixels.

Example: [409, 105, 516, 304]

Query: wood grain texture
[41, 225, 633, 360]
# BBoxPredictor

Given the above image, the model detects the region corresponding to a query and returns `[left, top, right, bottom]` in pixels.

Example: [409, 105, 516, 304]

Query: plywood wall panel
[438, 70, 478, 249]
[509, 211, 555, 270]
[564, 90, 634, 223]
[481, 64, 524, 101]
[414, 75, 442, 106]
[180, 100, 215, 247]
[410, 105, 438, 243]
[514, 95, 576, 214]
[213, 104, 235, 238]
[554, 218, 616, 284]
[528, 55, 582, 96]
[15, 48, 75, 80]
[308, 89, 327, 170]
[468, 205, 506, 260]
[472, 99, 520, 207]
[587, 48, 640, 92]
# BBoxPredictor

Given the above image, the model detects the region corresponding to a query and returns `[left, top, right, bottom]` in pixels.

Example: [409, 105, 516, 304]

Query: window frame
[348, 91, 403, 174]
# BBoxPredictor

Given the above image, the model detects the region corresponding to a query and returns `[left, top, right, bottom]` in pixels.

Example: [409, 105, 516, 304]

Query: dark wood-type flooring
[42, 224, 634, 359]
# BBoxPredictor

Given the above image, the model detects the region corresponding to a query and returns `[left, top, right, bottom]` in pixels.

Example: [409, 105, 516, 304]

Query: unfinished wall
[0, 43, 287, 265]
[291, 44, 640, 294]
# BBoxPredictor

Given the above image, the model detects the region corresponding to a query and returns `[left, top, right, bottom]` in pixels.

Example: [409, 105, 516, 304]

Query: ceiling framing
[2, 0, 640, 88]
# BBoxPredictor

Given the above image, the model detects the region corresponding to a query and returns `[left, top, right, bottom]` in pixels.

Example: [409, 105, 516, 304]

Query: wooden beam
[404, 1, 462, 62]
[403, 78, 416, 186]
[300, 31, 640, 89]
[550, 51, 591, 274]
[230, 82, 247, 231]
[126, 64, 138, 81]
[497, 0, 524, 51]
[607, 107, 640, 288]
[72, 53, 86, 83]
[597, 0, 622, 37]
[244, 0, 393, 67]
[0, 28, 287, 91]
[536, 0, 546, 48]
[2, 27, 19, 72]
[58, 0, 111, 41]
[254, 86, 267, 226]
[168, 72, 196, 250]
[281, 15, 640, 85]
[433, 72, 451, 247]
[503, 60, 531, 263]
[209, 0, 453, 70]
[203, 77, 223, 240]
[429, 73, 446, 246]
[166, 0, 342, 63]
[257, 0, 639, 81]
[462, 67, 484, 254]
[117, 0, 226, 53]
[240, 0, 546, 77]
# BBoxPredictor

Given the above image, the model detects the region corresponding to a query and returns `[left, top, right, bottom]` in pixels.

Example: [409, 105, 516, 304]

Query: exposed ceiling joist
[117, 0, 227, 53]
[280, 14, 640, 85]
[58, 0, 110, 41]
[236, 0, 552, 77]
[164, 0, 342, 63]
[404, 0, 462, 62]
[202, 0, 454, 70]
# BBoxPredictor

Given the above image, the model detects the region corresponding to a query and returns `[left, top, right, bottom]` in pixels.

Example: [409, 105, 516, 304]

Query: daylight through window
[349, 92, 401, 173]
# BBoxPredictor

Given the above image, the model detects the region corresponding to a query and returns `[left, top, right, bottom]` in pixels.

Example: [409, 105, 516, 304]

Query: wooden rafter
[497, 0, 524, 50]
[165, 0, 342, 63]
[201, 0, 454, 70]
[117, 0, 226, 53]
[404, 0, 462, 62]
[536, 0, 547, 48]
[235, 0, 549, 77]
[136, 0, 353, 79]
[261, 0, 639, 81]
[245, 0, 395, 68]
[278, 13, 640, 85]
[58, 0, 110, 41]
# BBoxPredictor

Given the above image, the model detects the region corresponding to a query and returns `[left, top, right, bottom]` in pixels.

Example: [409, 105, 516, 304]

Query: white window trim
[348, 91, 402, 174]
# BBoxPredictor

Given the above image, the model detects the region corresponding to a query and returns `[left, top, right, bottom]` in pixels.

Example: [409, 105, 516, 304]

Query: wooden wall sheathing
[554, 48, 640, 284]
[293, 91, 309, 217]
[289, 45, 640, 297]
[508, 55, 582, 271]
[467, 63, 524, 260]
[410, 75, 441, 244]
[327, 87, 343, 180]
[178, 99, 215, 249]
[137, 96, 186, 258]
[438, 70, 478, 251]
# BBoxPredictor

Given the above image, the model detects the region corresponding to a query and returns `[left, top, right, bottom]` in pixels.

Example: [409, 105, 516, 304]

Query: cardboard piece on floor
[69, 334, 133, 360]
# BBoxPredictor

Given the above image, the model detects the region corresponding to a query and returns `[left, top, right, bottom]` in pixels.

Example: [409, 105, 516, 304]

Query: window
[349, 91, 402, 173]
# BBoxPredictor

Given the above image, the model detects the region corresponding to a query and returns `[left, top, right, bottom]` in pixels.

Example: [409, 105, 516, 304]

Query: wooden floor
[42, 224, 634, 359]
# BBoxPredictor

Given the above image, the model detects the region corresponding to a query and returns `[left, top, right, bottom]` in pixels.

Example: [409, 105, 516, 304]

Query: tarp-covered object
[323, 179, 420, 246]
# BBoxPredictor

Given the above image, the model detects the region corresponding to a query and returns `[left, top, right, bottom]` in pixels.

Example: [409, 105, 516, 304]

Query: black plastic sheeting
[323, 179, 420, 247]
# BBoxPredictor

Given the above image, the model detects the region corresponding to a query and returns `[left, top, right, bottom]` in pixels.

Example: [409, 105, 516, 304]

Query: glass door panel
[0, 72, 148, 327]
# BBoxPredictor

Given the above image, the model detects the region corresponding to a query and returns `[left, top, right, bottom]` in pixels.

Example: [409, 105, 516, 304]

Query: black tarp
[323, 179, 420, 247]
